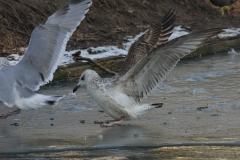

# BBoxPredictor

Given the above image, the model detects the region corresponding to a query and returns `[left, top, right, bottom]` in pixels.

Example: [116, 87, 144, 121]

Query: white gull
[0, 0, 92, 118]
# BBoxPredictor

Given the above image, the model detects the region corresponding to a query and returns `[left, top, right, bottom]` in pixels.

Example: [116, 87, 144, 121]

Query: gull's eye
[81, 76, 85, 81]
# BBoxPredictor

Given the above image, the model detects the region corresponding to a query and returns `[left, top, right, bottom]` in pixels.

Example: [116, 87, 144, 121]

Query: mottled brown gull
[73, 8, 224, 127]
[0, 0, 92, 118]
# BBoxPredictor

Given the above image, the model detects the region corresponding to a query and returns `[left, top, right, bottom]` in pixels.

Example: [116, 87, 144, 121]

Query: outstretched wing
[114, 28, 224, 102]
[12, 0, 92, 91]
[117, 8, 176, 77]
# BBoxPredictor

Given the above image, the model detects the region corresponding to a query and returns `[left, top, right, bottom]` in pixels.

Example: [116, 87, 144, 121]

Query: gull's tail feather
[129, 103, 163, 118]
[151, 103, 163, 108]
[15, 93, 64, 110]
[44, 95, 64, 106]
[14, 82, 64, 109]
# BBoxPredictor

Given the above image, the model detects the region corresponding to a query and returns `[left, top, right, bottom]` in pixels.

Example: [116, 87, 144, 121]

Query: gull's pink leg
[0, 109, 21, 119]
[100, 116, 125, 127]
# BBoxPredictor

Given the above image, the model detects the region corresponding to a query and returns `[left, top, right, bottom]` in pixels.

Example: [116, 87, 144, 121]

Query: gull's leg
[94, 120, 118, 124]
[227, 5, 232, 15]
[100, 116, 125, 127]
[0, 109, 21, 119]
[220, 6, 229, 16]
[227, 7, 230, 15]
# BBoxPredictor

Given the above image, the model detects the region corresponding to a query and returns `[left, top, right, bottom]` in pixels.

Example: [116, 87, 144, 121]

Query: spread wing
[12, 0, 92, 91]
[114, 28, 224, 102]
[117, 8, 176, 77]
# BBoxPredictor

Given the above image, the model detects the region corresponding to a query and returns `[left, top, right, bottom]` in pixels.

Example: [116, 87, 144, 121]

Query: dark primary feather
[115, 28, 224, 102]
[117, 8, 176, 77]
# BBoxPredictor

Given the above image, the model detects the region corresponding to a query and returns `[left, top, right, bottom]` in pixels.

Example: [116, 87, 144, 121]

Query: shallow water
[1, 49, 240, 159]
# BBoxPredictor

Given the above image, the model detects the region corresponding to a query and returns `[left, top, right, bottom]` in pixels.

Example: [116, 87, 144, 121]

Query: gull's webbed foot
[94, 120, 118, 124]
[0, 109, 21, 119]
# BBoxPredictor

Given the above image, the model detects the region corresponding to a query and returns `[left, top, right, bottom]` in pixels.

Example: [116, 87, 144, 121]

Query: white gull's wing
[13, 0, 92, 91]
[114, 28, 224, 102]
[0, 72, 15, 107]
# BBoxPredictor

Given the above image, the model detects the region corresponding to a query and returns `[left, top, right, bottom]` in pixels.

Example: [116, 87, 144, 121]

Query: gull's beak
[73, 84, 80, 93]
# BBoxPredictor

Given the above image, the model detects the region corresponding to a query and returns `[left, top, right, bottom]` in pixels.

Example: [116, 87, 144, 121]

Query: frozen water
[228, 48, 238, 59]
[2, 50, 240, 156]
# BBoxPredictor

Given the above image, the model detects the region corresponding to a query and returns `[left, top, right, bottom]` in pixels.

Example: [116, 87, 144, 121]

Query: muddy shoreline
[1, 0, 240, 55]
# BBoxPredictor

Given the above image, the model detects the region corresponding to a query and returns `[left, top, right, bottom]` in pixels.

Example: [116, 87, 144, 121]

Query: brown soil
[1, 0, 240, 56]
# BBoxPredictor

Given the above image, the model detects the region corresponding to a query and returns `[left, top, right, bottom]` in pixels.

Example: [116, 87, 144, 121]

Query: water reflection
[92, 125, 162, 146]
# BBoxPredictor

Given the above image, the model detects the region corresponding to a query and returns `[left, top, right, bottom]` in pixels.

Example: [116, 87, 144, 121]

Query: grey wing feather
[115, 28, 224, 102]
[0, 58, 15, 106]
[0, 72, 15, 107]
[117, 8, 176, 77]
[13, 0, 92, 91]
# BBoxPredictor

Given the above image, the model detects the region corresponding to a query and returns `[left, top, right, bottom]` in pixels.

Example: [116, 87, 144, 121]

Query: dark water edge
[1, 143, 240, 159]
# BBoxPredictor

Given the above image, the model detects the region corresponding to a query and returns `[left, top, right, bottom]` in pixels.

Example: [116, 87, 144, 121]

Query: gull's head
[73, 69, 98, 92]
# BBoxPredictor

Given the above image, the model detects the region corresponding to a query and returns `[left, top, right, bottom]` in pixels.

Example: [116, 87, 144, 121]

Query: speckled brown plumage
[117, 28, 224, 102]
[118, 8, 176, 77]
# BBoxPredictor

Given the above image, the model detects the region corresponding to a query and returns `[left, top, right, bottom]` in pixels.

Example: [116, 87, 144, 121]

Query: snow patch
[62, 26, 189, 65]
[11, 26, 235, 67]
[218, 28, 240, 38]
[6, 26, 189, 66]
[169, 26, 189, 40]
[7, 26, 240, 67]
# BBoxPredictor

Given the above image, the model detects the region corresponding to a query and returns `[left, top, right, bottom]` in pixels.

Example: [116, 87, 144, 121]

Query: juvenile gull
[73, 9, 224, 127]
[0, 0, 92, 118]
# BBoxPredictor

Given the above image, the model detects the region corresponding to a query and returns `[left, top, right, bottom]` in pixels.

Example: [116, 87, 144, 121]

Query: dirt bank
[1, 0, 240, 55]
